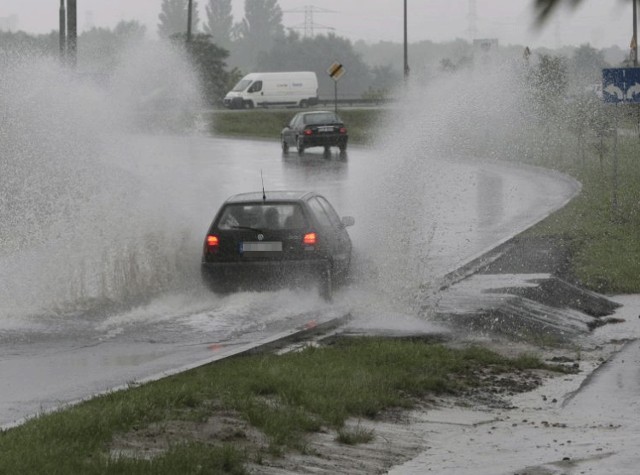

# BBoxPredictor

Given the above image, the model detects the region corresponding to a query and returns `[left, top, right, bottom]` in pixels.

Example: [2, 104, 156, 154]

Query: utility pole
[187, 0, 193, 42]
[404, 0, 409, 78]
[59, 0, 66, 61]
[633, 0, 638, 66]
[67, 0, 77, 68]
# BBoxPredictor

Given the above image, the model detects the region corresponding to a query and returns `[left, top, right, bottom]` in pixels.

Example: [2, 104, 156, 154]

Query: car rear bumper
[301, 135, 348, 148]
[201, 259, 329, 291]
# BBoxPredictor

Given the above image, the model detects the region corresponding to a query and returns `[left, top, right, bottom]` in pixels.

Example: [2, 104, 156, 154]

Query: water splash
[0, 41, 204, 320]
[348, 60, 530, 317]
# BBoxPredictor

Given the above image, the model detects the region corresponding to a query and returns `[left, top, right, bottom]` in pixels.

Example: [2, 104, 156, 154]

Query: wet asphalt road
[0, 135, 580, 428]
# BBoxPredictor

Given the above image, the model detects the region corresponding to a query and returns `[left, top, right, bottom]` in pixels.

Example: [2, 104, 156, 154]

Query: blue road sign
[602, 68, 640, 103]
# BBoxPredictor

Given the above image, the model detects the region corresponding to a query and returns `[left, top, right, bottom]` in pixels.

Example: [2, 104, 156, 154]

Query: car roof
[224, 191, 316, 204]
[298, 110, 336, 116]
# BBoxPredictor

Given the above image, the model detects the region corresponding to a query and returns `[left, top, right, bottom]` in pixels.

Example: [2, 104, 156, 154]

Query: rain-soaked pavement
[0, 134, 581, 428]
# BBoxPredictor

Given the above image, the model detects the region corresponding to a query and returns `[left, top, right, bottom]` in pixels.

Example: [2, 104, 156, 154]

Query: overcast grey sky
[0, 0, 634, 50]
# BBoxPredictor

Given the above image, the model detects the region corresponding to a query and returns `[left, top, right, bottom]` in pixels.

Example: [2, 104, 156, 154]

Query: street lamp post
[67, 0, 77, 67]
[403, 0, 409, 78]
[634, 0, 638, 66]
[187, 0, 193, 42]
[59, 0, 66, 61]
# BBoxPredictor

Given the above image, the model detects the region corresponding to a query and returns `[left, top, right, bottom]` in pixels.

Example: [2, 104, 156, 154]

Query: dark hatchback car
[281, 111, 348, 155]
[201, 191, 355, 300]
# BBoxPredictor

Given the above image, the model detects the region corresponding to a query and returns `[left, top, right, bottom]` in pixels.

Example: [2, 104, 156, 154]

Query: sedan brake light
[205, 234, 220, 253]
[303, 232, 317, 245]
[303, 128, 313, 135]
[339, 127, 347, 134]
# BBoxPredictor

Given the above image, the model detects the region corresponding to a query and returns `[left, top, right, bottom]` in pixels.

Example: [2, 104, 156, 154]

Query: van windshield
[231, 79, 252, 92]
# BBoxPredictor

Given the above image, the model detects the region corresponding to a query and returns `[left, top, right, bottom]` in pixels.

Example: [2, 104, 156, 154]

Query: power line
[283, 5, 335, 37]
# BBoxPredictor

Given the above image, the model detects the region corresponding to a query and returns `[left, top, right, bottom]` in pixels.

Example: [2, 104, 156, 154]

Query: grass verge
[0, 338, 569, 474]
[525, 137, 640, 293]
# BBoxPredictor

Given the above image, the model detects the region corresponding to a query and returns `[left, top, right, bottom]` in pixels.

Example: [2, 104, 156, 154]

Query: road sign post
[326, 61, 345, 113]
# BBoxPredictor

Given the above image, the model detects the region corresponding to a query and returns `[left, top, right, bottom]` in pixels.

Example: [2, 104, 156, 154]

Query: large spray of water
[0, 41, 204, 320]
[347, 58, 530, 317]
[1, 41, 533, 330]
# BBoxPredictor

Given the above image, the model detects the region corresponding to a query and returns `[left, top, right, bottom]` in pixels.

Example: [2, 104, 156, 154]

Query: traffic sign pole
[326, 61, 345, 113]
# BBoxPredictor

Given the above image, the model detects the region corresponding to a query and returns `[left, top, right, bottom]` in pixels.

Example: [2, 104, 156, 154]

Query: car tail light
[303, 232, 317, 245]
[339, 127, 347, 134]
[304, 128, 313, 135]
[205, 234, 220, 253]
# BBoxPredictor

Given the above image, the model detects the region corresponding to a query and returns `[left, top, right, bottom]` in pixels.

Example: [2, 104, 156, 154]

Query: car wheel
[299, 99, 308, 108]
[297, 137, 305, 155]
[244, 100, 254, 109]
[319, 264, 333, 302]
[282, 137, 289, 154]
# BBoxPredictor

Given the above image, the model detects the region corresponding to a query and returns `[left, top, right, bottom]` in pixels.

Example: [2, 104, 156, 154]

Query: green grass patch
[0, 339, 557, 473]
[526, 137, 640, 293]
[336, 423, 375, 445]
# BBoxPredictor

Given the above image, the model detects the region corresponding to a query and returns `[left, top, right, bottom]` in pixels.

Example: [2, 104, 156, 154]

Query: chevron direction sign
[602, 68, 640, 103]
[327, 61, 345, 81]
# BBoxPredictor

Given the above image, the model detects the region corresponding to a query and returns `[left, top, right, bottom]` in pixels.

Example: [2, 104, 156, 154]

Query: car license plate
[241, 241, 282, 252]
[318, 126, 333, 133]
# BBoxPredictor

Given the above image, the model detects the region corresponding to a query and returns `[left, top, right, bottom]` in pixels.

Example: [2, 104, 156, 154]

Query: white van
[223, 71, 318, 109]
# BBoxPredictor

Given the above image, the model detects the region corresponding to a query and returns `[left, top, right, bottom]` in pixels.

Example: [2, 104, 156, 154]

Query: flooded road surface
[0, 135, 579, 427]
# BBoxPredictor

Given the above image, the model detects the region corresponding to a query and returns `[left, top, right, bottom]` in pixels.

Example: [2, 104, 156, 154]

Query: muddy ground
[110, 339, 573, 474]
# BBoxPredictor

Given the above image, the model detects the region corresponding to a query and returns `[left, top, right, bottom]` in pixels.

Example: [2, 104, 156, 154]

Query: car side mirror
[341, 216, 355, 227]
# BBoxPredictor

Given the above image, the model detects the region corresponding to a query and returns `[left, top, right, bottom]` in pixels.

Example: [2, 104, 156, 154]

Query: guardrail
[316, 97, 392, 107]
[206, 97, 393, 112]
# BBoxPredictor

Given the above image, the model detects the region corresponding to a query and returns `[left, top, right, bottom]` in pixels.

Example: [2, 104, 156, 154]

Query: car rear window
[304, 113, 340, 125]
[217, 204, 308, 230]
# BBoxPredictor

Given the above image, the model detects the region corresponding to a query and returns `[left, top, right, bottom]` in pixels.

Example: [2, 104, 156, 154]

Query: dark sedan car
[281, 111, 348, 155]
[201, 191, 355, 300]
